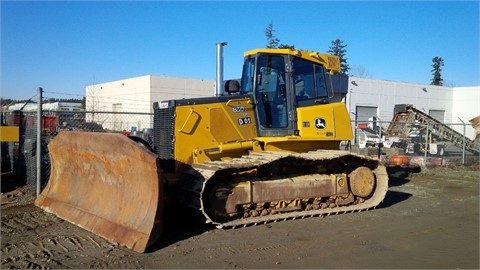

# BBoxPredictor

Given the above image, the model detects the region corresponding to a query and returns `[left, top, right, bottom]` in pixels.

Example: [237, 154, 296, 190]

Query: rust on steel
[220, 174, 349, 215]
[191, 150, 389, 228]
[35, 131, 163, 253]
[348, 166, 375, 198]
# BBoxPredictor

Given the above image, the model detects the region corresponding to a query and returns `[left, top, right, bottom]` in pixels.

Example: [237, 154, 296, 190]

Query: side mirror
[225, 80, 240, 94]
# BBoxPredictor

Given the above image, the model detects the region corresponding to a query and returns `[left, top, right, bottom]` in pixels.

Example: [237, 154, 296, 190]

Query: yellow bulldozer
[35, 48, 388, 253]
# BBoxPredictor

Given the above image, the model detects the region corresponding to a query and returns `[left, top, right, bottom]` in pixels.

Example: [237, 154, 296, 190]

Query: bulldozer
[35, 48, 389, 253]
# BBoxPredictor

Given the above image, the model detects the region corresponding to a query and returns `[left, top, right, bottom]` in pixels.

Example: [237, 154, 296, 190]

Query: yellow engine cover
[296, 102, 353, 140]
[174, 97, 257, 164]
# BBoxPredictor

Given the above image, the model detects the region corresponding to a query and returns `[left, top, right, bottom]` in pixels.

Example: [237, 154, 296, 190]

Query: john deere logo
[315, 118, 326, 129]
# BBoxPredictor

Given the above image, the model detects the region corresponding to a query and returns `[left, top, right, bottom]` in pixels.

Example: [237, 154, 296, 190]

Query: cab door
[251, 54, 297, 137]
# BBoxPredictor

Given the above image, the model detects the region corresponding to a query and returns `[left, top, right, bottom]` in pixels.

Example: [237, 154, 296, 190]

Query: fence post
[36, 87, 43, 196]
[424, 122, 429, 165]
[458, 118, 466, 165]
[377, 120, 382, 158]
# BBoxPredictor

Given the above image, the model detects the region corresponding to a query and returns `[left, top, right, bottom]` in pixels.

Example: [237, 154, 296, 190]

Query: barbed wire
[43, 91, 84, 98]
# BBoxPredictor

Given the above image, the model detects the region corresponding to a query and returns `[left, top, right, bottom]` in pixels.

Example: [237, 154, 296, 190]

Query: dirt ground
[1, 165, 479, 269]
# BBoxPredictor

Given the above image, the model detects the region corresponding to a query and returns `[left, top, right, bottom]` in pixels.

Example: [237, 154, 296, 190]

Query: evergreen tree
[264, 23, 295, 49]
[430, 56, 444, 86]
[265, 22, 279, 48]
[327, 39, 350, 75]
[278, 43, 295, 49]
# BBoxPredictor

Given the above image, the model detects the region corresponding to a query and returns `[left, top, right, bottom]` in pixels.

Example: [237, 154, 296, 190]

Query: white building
[85, 74, 479, 140]
[8, 102, 82, 112]
[346, 77, 480, 140]
[85, 75, 215, 131]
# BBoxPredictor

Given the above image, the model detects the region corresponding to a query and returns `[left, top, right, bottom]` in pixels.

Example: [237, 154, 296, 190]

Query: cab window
[293, 58, 328, 101]
[240, 57, 255, 93]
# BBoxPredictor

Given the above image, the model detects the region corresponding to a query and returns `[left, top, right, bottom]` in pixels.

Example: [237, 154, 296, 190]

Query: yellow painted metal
[180, 94, 353, 156]
[250, 102, 353, 153]
[173, 50, 346, 164]
[244, 48, 341, 73]
[174, 97, 257, 165]
[253, 139, 341, 153]
[178, 109, 200, 134]
[217, 141, 254, 153]
[296, 102, 353, 140]
[0, 126, 20, 142]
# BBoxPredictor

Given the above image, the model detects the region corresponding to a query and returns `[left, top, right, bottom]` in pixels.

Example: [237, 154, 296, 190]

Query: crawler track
[177, 150, 389, 228]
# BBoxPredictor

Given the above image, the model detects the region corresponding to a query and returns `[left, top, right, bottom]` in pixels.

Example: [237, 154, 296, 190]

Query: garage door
[354, 106, 378, 144]
[355, 106, 378, 123]
[429, 109, 445, 123]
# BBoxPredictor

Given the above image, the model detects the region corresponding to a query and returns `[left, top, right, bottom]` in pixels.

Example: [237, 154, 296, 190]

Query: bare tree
[85, 77, 106, 123]
[350, 65, 370, 78]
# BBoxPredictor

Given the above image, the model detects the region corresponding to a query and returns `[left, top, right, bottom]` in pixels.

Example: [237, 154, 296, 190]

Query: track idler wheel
[348, 166, 376, 198]
[207, 183, 231, 220]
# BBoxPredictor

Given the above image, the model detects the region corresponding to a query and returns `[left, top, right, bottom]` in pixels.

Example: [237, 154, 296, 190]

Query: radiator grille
[153, 103, 175, 162]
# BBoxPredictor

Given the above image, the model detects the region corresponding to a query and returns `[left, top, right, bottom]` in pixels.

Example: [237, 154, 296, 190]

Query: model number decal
[238, 117, 251, 125]
[232, 106, 247, 113]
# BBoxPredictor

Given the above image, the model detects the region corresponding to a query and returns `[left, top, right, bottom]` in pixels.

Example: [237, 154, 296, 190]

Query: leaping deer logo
[315, 118, 326, 129]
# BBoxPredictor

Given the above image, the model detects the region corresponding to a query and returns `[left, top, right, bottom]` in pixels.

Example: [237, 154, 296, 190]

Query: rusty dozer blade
[35, 131, 163, 253]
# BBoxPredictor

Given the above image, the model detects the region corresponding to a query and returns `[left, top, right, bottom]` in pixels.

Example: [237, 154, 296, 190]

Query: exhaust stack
[215, 42, 227, 96]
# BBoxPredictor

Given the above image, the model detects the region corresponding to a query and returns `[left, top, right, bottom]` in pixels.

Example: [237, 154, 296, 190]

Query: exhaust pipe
[215, 42, 227, 96]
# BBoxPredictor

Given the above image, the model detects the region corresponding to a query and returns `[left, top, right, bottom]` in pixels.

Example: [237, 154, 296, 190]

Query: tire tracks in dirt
[1, 204, 142, 269]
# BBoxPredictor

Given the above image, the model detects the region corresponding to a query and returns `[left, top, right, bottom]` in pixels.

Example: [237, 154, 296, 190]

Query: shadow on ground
[145, 205, 215, 253]
[1, 173, 26, 193]
[378, 190, 412, 209]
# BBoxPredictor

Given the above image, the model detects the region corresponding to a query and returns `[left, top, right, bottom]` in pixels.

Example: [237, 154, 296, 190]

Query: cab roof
[244, 48, 341, 73]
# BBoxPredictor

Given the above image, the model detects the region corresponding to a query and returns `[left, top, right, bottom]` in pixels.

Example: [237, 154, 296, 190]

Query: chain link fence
[1, 109, 153, 192]
[2, 108, 479, 191]
[352, 119, 480, 166]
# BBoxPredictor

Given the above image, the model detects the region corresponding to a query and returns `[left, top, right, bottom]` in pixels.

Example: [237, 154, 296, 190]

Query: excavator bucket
[35, 131, 163, 253]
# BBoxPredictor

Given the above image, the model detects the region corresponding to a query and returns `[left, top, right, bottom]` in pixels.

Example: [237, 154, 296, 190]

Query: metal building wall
[85, 75, 215, 131]
[85, 74, 479, 136]
[347, 77, 480, 141]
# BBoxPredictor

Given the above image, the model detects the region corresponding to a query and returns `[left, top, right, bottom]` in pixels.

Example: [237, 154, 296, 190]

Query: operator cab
[238, 49, 335, 137]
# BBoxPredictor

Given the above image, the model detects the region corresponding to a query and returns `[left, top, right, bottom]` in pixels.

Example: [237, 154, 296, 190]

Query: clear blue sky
[1, 1, 479, 100]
